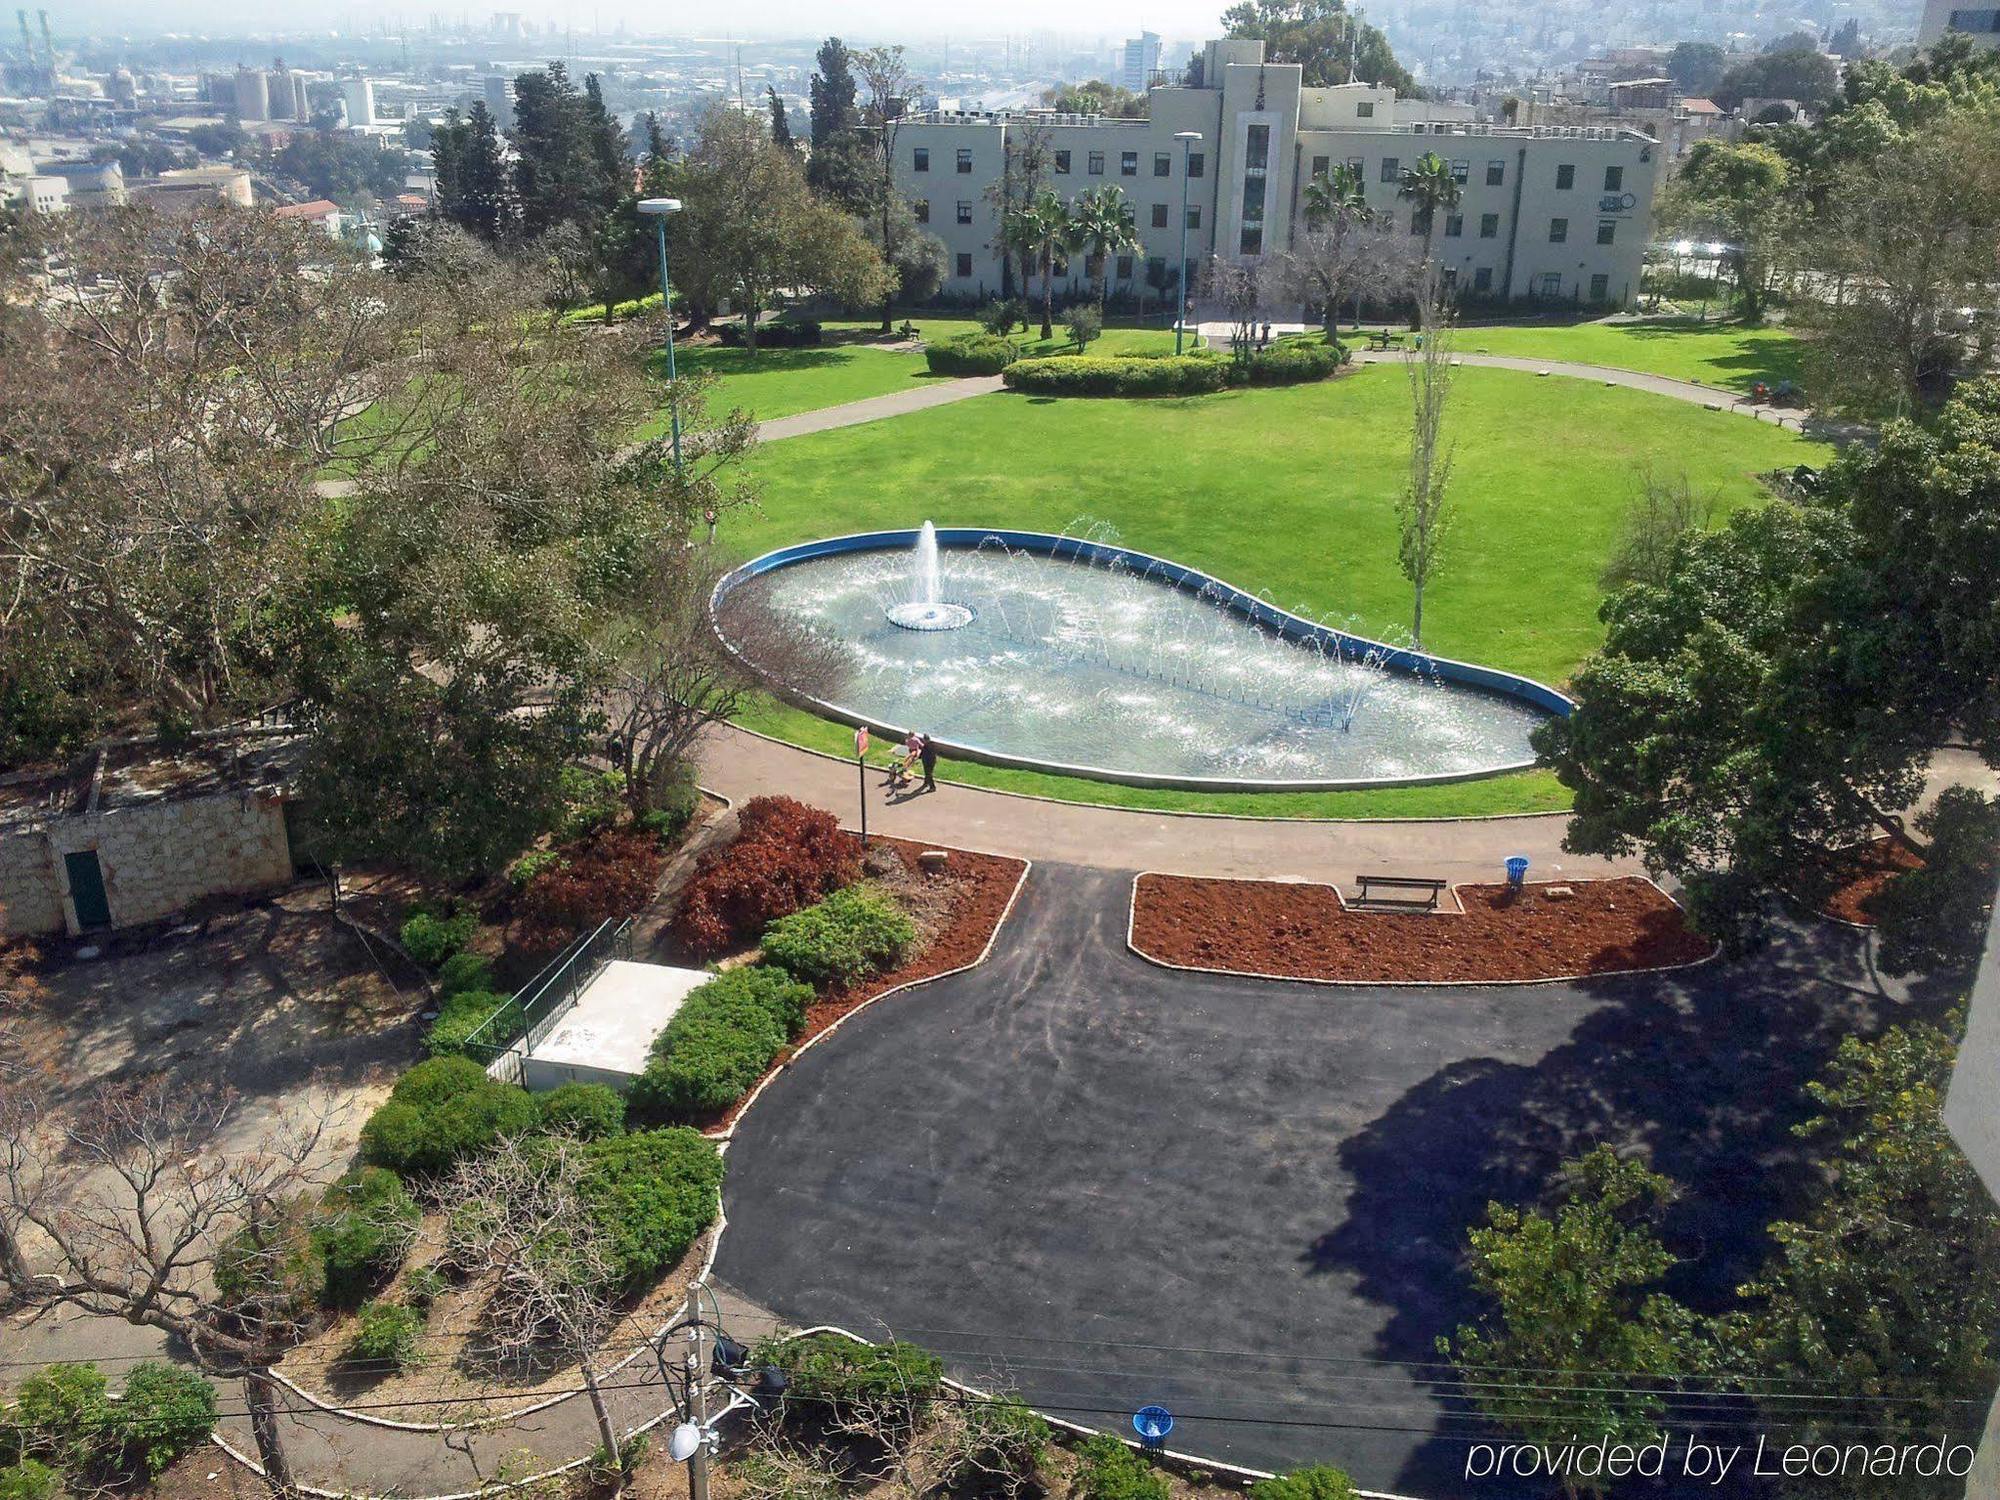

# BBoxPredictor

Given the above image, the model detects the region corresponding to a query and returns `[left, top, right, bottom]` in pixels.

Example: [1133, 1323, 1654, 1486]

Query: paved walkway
[754, 375, 1005, 443]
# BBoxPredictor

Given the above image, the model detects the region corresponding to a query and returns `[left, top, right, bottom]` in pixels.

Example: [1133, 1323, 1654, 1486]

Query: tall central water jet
[885, 521, 975, 631]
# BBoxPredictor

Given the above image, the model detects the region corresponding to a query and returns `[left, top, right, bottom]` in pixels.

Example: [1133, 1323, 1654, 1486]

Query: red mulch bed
[1130, 875, 1715, 984]
[706, 836, 1027, 1133]
[1815, 838, 1924, 926]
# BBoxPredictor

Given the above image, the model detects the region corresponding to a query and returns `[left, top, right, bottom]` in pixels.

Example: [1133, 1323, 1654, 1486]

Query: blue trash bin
[1506, 856, 1530, 886]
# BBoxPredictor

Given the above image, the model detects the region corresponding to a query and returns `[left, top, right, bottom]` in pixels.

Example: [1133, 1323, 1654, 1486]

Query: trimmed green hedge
[760, 886, 915, 988]
[758, 1333, 944, 1418]
[1073, 1433, 1171, 1500]
[926, 333, 1019, 376]
[536, 1081, 626, 1139]
[626, 966, 813, 1124]
[424, 989, 522, 1059]
[1249, 1466, 1359, 1500]
[578, 1127, 724, 1290]
[400, 906, 477, 967]
[1246, 340, 1349, 383]
[315, 1166, 419, 1306]
[359, 1057, 540, 1175]
[1003, 354, 1230, 396]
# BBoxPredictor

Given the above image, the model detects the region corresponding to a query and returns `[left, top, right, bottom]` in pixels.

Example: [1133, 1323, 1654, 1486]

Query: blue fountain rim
[709, 527, 1574, 794]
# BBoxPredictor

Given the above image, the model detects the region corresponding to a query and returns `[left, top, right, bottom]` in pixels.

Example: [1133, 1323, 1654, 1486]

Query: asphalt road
[714, 863, 1937, 1498]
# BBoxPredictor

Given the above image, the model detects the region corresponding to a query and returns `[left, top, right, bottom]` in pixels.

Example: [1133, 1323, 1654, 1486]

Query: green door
[64, 850, 111, 929]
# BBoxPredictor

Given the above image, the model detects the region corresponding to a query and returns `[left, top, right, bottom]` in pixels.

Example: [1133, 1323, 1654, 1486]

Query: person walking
[919, 734, 938, 792]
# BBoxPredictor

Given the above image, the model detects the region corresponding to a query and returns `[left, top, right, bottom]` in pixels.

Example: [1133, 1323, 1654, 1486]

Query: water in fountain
[884, 521, 975, 631]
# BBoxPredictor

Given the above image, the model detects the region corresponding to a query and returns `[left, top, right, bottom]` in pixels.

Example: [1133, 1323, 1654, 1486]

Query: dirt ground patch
[1813, 838, 1923, 926]
[706, 836, 1027, 1135]
[1130, 874, 1714, 983]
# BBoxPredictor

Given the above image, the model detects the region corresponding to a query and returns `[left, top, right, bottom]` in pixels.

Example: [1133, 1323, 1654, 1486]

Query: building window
[1449, 158, 1469, 183]
[1590, 272, 1610, 301]
[1355, 100, 1375, 117]
[1083, 252, 1102, 280]
[1604, 164, 1623, 191]
[1240, 225, 1263, 254]
[956, 147, 973, 174]
[1151, 202, 1168, 228]
[1245, 123, 1270, 171]
[1148, 254, 1166, 283]
[1473, 266, 1493, 291]
[1539, 271, 1562, 296]
[1596, 219, 1615, 245]
[1054, 149, 1071, 174]
[1187, 151, 1205, 177]
[1187, 205, 1202, 228]
[1240, 173, 1263, 222]
[1410, 211, 1428, 236]
[1154, 152, 1171, 176]
[914, 147, 929, 172]
[913, 199, 929, 223]
[1444, 214, 1463, 238]
[1121, 150, 1138, 176]
[1311, 153, 1330, 179]
[1380, 156, 1399, 183]
[955, 252, 973, 278]
[1479, 212, 1499, 238]
[1441, 266, 1457, 289]
[1088, 150, 1105, 175]
[1346, 156, 1364, 177]
[1555, 162, 1575, 189]
[1116, 254, 1134, 279]
[1549, 217, 1568, 243]
[956, 200, 973, 225]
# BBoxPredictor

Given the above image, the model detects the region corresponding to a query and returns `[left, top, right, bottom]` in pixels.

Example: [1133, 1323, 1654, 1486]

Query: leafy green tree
[1721, 1018, 2000, 1497]
[1658, 140, 1794, 320]
[510, 62, 620, 241]
[1397, 150, 1461, 264]
[1222, 0, 1418, 93]
[1302, 159, 1368, 230]
[808, 37, 858, 150]
[1041, 78, 1148, 117]
[1442, 1147, 1702, 1496]
[432, 100, 513, 242]
[767, 86, 794, 149]
[1009, 190, 1078, 340]
[1666, 41, 1728, 96]
[1714, 41, 1841, 113]
[1875, 790, 2000, 979]
[1072, 182, 1139, 313]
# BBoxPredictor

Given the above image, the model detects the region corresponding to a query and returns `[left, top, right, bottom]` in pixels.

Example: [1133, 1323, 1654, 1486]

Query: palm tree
[1397, 151, 1462, 266]
[1303, 161, 1370, 232]
[1011, 189, 1077, 341]
[1075, 184, 1139, 315]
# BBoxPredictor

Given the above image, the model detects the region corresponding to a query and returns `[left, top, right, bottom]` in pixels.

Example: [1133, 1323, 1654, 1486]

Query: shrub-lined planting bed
[1130, 874, 1714, 983]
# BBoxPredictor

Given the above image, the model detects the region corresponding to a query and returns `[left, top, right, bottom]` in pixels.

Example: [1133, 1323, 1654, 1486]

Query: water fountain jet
[884, 521, 975, 631]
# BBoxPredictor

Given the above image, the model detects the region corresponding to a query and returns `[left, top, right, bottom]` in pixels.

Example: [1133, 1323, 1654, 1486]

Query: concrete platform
[521, 959, 709, 1091]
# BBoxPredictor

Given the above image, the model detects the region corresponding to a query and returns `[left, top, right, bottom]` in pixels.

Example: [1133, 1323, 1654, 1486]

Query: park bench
[1354, 874, 1448, 910]
[1366, 329, 1403, 352]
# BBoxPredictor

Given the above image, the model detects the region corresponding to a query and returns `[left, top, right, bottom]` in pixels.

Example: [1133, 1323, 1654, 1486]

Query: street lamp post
[638, 196, 684, 479]
[1174, 131, 1202, 356]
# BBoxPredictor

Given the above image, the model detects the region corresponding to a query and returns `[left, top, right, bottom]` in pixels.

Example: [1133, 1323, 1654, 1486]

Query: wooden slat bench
[1354, 874, 1448, 911]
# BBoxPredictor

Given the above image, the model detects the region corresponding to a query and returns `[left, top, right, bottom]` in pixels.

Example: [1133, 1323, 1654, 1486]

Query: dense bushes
[0, 1362, 217, 1486]
[424, 988, 522, 1058]
[1003, 354, 1229, 396]
[716, 319, 823, 348]
[1249, 1466, 1359, 1500]
[626, 966, 813, 1124]
[437, 950, 495, 997]
[577, 1127, 725, 1290]
[0, 1463, 57, 1500]
[515, 828, 664, 948]
[1245, 340, 1348, 384]
[316, 1166, 420, 1306]
[554, 765, 625, 842]
[360, 1056, 540, 1174]
[400, 905, 477, 966]
[674, 796, 861, 957]
[1073, 1433, 1172, 1500]
[348, 1299, 425, 1370]
[926, 332, 1019, 376]
[760, 1333, 945, 1418]
[760, 886, 916, 988]
[536, 1081, 626, 1139]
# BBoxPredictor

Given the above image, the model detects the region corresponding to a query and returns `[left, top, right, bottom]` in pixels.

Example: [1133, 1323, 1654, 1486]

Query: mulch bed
[706, 835, 1027, 1134]
[1813, 838, 1924, 926]
[1130, 874, 1715, 984]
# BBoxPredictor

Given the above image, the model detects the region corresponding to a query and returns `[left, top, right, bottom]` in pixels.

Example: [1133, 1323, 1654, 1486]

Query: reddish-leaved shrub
[672, 796, 860, 958]
[516, 829, 665, 947]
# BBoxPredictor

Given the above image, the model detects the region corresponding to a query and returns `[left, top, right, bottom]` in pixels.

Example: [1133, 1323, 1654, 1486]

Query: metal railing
[464, 915, 633, 1080]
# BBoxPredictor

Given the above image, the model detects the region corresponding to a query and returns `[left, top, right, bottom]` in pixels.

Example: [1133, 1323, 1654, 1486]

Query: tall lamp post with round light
[1174, 131, 1202, 355]
[638, 196, 685, 480]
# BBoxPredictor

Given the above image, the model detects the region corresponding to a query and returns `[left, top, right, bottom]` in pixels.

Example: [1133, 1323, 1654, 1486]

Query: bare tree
[1599, 466, 1718, 592]
[1400, 270, 1456, 647]
[440, 1135, 634, 1493]
[0, 1077, 343, 1497]
[1200, 256, 1270, 362]
[0, 1016, 55, 1299]
[1277, 218, 1414, 340]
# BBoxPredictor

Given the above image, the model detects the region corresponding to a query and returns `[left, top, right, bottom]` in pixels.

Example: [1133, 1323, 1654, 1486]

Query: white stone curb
[1125, 871, 1719, 989]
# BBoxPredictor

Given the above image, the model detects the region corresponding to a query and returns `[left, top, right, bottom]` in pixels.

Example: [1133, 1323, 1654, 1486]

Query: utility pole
[685, 1335, 710, 1500]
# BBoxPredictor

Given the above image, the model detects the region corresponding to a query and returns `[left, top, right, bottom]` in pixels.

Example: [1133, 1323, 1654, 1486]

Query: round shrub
[424, 989, 522, 1059]
[315, 1166, 419, 1306]
[1249, 1467, 1358, 1500]
[402, 1264, 449, 1313]
[674, 796, 861, 958]
[1245, 340, 1348, 384]
[424, 1084, 540, 1165]
[510, 849, 567, 889]
[361, 1060, 540, 1174]
[390, 1055, 489, 1110]
[926, 332, 1018, 376]
[536, 1082, 626, 1139]
[763, 1334, 943, 1421]
[400, 906, 477, 967]
[436, 950, 495, 997]
[1002, 353, 1229, 397]
[347, 1299, 425, 1371]
[554, 765, 624, 842]
[578, 1127, 724, 1291]
[4, 1365, 113, 1467]
[760, 886, 916, 988]
[0, 1463, 58, 1500]
[1074, 1433, 1171, 1500]
[112, 1363, 219, 1478]
[626, 966, 813, 1124]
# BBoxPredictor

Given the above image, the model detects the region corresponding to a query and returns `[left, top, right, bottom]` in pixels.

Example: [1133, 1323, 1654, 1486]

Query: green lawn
[715, 364, 1825, 816]
[1452, 317, 1804, 395]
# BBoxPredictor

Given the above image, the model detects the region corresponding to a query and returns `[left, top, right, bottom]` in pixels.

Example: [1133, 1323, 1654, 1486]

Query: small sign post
[854, 727, 870, 849]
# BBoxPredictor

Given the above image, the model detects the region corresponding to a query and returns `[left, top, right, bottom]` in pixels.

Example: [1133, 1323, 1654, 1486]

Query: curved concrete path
[755, 374, 1006, 442]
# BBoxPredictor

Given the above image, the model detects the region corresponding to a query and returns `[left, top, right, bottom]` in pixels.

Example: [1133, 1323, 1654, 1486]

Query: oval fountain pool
[712, 527, 1570, 790]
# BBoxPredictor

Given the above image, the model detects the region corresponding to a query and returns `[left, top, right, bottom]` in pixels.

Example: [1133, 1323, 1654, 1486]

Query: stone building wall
[0, 788, 293, 938]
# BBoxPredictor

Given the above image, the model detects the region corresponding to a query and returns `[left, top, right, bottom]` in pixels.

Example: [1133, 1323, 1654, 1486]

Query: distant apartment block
[892, 37, 1660, 310]
[1120, 31, 1162, 93]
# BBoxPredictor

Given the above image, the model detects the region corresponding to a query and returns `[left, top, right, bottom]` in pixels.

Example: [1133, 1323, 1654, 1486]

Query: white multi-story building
[1120, 32, 1162, 94]
[343, 77, 375, 127]
[892, 37, 1661, 310]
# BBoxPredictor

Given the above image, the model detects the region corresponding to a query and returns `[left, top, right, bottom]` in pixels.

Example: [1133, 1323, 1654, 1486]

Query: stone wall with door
[0, 787, 294, 939]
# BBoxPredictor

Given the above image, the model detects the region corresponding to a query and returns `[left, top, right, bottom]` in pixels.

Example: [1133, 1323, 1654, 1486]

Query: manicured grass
[1452, 317, 1804, 394]
[716, 364, 1825, 817]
